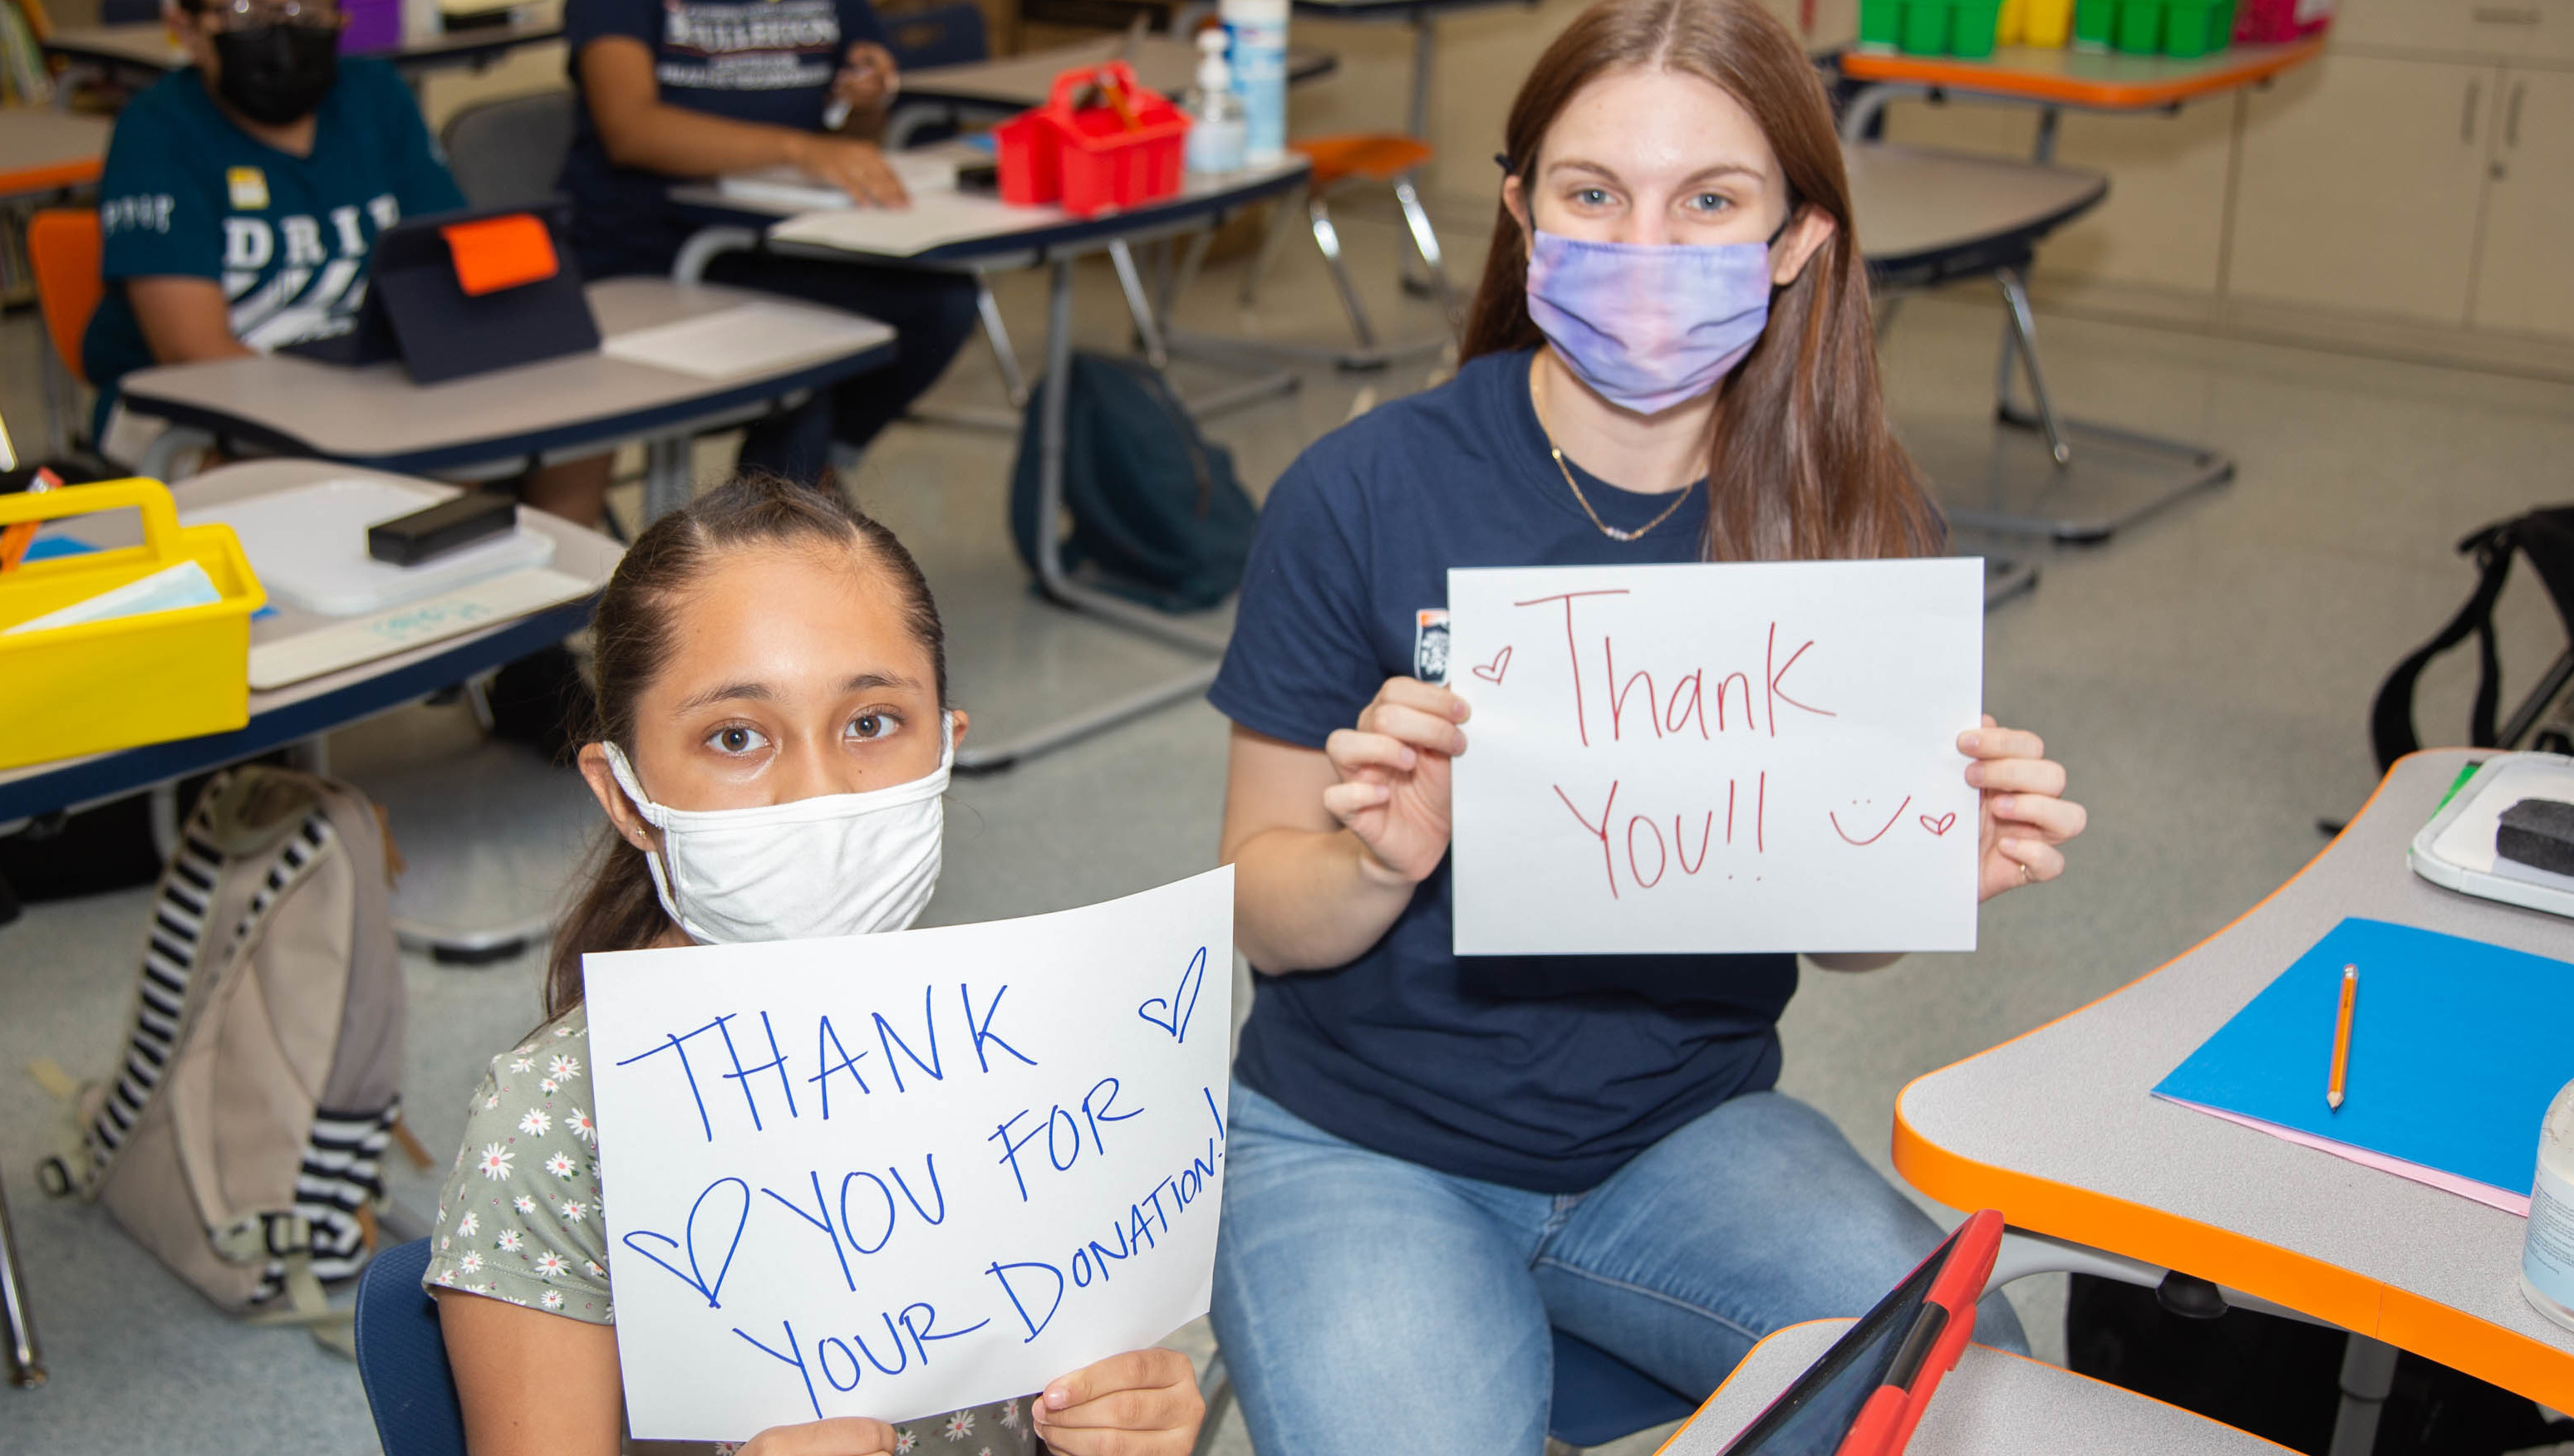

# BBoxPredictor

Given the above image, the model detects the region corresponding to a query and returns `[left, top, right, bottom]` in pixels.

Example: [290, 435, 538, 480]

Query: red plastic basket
[993, 61, 1191, 218]
[2233, 0, 2330, 42]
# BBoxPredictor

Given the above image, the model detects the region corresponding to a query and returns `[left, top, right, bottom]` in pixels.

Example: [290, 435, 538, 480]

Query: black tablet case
[281, 199, 600, 385]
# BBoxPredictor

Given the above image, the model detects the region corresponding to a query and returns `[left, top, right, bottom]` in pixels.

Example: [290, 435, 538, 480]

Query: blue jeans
[1209, 1081, 2026, 1456]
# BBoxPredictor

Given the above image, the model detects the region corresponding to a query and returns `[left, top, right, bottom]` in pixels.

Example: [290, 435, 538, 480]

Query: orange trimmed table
[0, 110, 107, 202]
[1890, 750, 2574, 1450]
[1657, 1318, 2291, 1454]
[1833, 41, 2322, 544]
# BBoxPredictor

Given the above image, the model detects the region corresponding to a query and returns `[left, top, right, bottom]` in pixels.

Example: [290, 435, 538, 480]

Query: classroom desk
[1891, 750, 2574, 1431]
[1834, 44, 2319, 544]
[114, 276, 894, 518]
[0, 458, 623, 1390]
[672, 158, 1309, 774]
[1661, 1318, 2291, 1454]
[42, 17, 564, 100]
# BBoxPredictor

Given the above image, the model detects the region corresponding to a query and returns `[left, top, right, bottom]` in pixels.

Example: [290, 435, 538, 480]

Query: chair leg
[1239, 180, 1306, 309]
[1391, 176, 1456, 321]
[973, 272, 1029, 408]
[1308, 194, 1378, 351]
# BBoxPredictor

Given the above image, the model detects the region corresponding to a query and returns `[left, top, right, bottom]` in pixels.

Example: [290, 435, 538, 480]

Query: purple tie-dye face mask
[1524, 228, 1775, 415]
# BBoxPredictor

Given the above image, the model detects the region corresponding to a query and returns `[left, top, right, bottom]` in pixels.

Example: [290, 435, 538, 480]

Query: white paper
[179, 476, 553, 617]
[1, 558, 218, 635]
[602, 302, 892, 380]
[1447, 560, 1984, 956]
[767, 189, 1070, 258]
[585, 868, 1235, 1441]
[718, 156, 963, 214]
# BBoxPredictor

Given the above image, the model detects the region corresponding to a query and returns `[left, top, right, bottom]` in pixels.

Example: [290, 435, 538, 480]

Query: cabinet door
[2228, 54, 2494, 325]
[2470, 68, 2574, 341]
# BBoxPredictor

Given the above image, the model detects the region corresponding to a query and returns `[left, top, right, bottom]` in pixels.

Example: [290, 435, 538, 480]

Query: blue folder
[2153, 917, 2574, 1198]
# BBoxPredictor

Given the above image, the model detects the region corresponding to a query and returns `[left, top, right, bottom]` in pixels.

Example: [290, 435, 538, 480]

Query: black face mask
[211, 23, 339, 126]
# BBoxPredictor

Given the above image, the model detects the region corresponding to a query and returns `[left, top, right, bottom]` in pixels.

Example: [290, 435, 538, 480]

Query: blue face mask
[1523, 228, 1777, 415]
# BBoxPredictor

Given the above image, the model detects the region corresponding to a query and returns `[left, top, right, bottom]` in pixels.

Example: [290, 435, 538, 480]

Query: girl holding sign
[1208, 1, 2089, 1452]
[423, 478, 1204, 1456]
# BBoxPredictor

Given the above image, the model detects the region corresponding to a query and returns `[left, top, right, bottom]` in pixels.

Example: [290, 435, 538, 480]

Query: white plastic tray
[2408, 750, 2574, 921]
[180, 477, 554, 617]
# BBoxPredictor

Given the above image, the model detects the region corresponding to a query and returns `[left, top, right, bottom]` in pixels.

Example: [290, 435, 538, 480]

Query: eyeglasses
[205, 0, 341, 29]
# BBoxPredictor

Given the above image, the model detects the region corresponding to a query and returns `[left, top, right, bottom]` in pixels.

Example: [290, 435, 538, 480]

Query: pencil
[2326, 963, 2357, 1110]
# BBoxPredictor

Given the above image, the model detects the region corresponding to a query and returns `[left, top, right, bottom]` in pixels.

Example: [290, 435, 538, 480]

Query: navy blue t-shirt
[560, 0, 885, 276]
[1209, 349, 1800, 1195]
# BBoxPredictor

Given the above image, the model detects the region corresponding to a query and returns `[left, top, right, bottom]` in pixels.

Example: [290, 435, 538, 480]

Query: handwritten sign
[1447, 561, 1982, 956]
[585, 868, 1235, 1440]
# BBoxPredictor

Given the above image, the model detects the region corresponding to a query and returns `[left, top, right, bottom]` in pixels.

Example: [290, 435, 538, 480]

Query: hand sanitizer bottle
[2524, 1078, 2574, 1333]
[1184, 28, 1248, 176]
[1220, 0, 1289, 166]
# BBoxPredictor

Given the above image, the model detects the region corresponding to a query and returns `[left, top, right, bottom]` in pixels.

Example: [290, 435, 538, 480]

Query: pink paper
[2156, 1095, 2532, 1217]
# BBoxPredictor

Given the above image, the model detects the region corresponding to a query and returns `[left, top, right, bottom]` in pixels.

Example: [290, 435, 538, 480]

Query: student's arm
[439, 1292, 901, 1456]
[124, 277, 257, 365]
[1220, 684, 1466, 973]
[576, 37, 906, 204]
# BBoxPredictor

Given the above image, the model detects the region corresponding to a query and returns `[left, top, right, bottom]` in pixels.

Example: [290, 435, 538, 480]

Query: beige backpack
[37, 766, 415, 1336]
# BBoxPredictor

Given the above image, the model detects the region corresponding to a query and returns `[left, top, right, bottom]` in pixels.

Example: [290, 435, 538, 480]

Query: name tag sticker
[227, 166, 269, 211]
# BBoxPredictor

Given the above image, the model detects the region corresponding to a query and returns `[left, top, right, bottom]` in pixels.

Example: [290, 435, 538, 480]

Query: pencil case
[0, 478, 266, 772]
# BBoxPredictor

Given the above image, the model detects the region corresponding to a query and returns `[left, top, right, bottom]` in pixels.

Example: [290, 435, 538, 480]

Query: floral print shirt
[425, 1007, 1039, 1455]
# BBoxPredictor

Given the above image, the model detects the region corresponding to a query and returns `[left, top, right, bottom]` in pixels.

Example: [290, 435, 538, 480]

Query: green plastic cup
[2115, 0, 2164, 51]
[1899, 0, 1952, 52]
[1951, 0, 2002, 53]
[2072, 0, 2116, 47]
[1859, 0, 1903, 47]
[2162, 0, 2216, 53]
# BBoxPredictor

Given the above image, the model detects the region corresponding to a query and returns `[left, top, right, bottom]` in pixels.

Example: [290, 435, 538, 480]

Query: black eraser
[368, 493, 516, 566]
[2497, 797, 2574, 878]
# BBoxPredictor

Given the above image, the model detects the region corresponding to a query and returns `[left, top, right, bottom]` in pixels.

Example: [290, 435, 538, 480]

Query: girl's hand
[734, 1415, 901, 1454]
[833, 42, 899, 115]
[1030, 1348, 1205, 1456]
[1322, 677, 1470, 886]
[783, 133, 909, 207]
[1962, 715, 2085, 901]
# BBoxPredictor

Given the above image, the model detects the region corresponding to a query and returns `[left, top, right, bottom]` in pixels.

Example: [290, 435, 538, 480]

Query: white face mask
[601, 718, 952, 945]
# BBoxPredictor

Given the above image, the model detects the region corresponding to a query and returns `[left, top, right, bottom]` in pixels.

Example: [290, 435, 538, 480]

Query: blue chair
[354, 1238, 469, 1456]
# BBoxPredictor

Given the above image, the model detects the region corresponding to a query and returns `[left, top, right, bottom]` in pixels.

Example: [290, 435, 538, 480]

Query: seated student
[559, 0, 980, 484]
[1205, 1, 2091, 1452]
[81, 0, 610, 526]
[425, 475, 1205, 1456]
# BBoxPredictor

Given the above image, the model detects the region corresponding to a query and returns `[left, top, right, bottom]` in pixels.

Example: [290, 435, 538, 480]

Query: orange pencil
[2326, 963, 2357, 1110]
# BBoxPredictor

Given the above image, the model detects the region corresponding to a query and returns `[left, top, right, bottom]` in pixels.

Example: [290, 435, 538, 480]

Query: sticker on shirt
[227, 166, 269, 212]
[1413, 608, 1451, 684]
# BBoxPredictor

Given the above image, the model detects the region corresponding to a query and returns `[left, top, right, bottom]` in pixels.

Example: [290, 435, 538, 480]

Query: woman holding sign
[424, 478, 1204, 1456]
[1208, 1, 2088, 1452]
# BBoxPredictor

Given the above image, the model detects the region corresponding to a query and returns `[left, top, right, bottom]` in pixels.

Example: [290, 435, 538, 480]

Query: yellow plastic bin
[0, 478, 265, 772]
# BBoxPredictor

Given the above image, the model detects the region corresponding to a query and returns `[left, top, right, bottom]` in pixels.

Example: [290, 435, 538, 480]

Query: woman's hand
[1322, 677, 1470, 886]
[1962, 715, 2085, 901]
[832, 41, 899, 118]
[783, 132, 910, 207]
[732, 1416, 901, 1454]
[1031, 1348, 1205, 1456]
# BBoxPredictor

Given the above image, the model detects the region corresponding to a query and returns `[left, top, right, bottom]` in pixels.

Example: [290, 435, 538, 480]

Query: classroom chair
[26, 208, 103, 461]
[353, 1238, 470, 1456]
[1240, 133, 1456, 362]
[438, 91, 580, 212]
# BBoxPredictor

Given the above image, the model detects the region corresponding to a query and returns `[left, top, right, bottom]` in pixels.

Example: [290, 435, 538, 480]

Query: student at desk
[81, 0, 611, 527]
[1206, 2, 2090, 1453]
[560, 0, 980, 483]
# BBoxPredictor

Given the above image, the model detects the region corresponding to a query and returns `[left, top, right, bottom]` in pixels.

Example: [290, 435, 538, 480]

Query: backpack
[2370, 505, 2574, 771]
[35, 766, 411, 1339]
[1009, 351, 1258, 613]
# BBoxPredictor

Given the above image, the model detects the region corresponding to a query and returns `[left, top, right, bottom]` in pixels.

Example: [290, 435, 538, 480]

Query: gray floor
[5, 197, 2572, 1456]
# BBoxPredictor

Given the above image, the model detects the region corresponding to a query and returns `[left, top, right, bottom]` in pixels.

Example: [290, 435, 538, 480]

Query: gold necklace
[1532, 365, 1693, 543]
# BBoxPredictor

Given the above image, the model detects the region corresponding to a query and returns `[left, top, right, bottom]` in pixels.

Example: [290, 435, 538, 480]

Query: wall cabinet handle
[2472, 6, 2541, 22]
[2507, 81, 2525, 148]
[2463, 78, 2482, 142]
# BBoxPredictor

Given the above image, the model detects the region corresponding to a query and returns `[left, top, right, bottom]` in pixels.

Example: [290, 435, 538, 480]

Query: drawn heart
[1138, 945, 1209, 1044]
[1920, 812, 1958, 837]
[620, 1175, 749, 1310]
[1470, 646, 1513, 685]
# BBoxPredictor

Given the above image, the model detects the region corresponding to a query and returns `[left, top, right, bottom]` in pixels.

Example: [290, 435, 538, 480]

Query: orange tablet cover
[440, 213, 559, 297]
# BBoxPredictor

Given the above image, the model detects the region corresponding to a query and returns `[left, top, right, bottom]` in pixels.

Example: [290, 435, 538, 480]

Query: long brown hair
[1462, 0, 1941, 561]
[543, 477, 947, 1022]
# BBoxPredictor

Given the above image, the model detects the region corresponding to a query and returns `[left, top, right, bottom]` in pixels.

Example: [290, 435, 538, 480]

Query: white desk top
[117, 277, 892, 470]
[1664, 1321, 2290, 1455]
[0, 459, 621, 802]
[899, 34, 1335, 110]
[1843, 143, 2105, 270]
[0, 110, 111, 192]
[1894, 750, 2574, 1409]
[43, 17, 560, 71]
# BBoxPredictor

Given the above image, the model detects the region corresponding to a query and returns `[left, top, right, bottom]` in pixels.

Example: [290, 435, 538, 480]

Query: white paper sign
[585, 868, 1235, 1441]
[1447, 561, 1983, 956]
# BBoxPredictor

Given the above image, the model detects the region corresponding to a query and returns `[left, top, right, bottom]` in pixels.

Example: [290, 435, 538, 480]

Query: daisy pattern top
[425, 1007, 1039, 1454]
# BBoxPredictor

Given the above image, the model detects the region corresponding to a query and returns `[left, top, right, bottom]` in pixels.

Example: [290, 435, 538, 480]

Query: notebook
[2152, 917, 2574, 1216]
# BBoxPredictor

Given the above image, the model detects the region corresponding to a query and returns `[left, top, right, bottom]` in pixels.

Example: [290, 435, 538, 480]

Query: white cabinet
[2468, 67, 2574, 340]
[2229, 53, 2495, 325]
